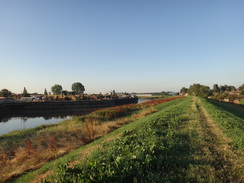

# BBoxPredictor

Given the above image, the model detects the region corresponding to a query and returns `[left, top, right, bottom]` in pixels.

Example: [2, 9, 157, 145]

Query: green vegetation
[0, 89, 12, 97]
[51, 84, 63, 95]
[180, 87, 188, 93]
[187, 83, 212, 98]
[201, 98, 244, 150]
[46, 98, 194, 183]
[44, 88, 48, 95]
[0, 97, 183, 182]
[71, 82, 85, 94]
[181, 83, 244, 104]
[22, 87, 30, 97]
[13, 96, 243, 183]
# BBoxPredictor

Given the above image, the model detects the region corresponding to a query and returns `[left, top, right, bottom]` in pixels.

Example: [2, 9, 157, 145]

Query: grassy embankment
[15, 96, 244, 182]
[0, 97, 183, 183]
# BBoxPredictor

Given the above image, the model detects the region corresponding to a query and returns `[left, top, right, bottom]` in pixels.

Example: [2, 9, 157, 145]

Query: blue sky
[0, 0, 243, 94]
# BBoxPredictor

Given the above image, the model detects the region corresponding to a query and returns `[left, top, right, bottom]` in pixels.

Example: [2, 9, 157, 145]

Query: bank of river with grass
[0, 97, 138, 136]
[0, 97, 182, 182]
[12, 96, 244, 183]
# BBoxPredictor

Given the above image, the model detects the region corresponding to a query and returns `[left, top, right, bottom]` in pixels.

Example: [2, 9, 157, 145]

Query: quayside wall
[0, 98, 138, 117]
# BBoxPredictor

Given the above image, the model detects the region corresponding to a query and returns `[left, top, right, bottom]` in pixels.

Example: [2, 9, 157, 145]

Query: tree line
[0, 82, 85, 98]
[180, 83, 244, 98]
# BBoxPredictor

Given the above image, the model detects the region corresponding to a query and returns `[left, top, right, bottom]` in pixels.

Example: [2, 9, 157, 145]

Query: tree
[51, 84, 63, 95]
[220, 85, 227, 92]
[22, 87, 30, 97]
[238, 84, 244, 90]
[229, 85, 236, 91]
[213, 84, 220, 92]
[187, 84, 212, 98]
[180, 87, 188, 93]
[71, 82, 85, 94]
[44, 88, 48, 95]
[0, 89, 12, 97]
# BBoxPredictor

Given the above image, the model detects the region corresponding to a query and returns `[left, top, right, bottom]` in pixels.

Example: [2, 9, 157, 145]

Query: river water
[0, 116, 73, 136]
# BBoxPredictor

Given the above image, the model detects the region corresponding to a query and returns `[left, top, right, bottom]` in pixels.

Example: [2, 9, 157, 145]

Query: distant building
[229, 90, 240, 95]
[179, 93, 188, 96]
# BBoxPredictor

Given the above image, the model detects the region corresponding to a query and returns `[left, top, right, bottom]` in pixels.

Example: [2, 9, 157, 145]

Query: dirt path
[192, 97, 244, 182]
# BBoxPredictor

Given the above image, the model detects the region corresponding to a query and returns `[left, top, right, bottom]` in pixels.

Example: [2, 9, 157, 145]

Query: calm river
[0, 116, 72, 136]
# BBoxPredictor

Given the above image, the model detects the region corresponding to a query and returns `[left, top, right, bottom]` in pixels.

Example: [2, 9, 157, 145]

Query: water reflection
[0, 115, 72, 136]
[138, 98, 152, 104]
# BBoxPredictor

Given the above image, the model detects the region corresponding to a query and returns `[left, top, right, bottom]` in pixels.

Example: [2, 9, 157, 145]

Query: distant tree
[180, 87, 188, 93]
[187, 84, 211, 98]
[213, 84, 220, 92]
[22, 87, 30, 97]
[111, 90, 116, 98]
[238, 84, 244, 90]
[220, 85, 227, 92]
[229, 85, 236, 91]
[44, 88, 48, 95]
[0, 89, 12, 97]
[161, 91, 169, 96]
[51, 84, 63, 95]
[71, 82, 85, 94]
[240, 90, 244, 95]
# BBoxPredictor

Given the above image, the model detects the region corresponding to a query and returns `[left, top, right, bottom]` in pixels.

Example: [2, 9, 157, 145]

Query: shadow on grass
[207, 99, 244, 120]
[145, 127, 211, 182]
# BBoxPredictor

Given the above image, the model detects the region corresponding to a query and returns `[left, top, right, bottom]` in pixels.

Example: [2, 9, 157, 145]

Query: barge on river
[0, 97, 138, 119]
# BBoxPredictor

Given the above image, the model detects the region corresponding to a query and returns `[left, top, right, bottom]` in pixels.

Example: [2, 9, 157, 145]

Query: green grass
[207, 99, 244, 119]
[13, 97, 244, 182]
[13, 98, 187, 183]
[240, 99, 244, 105]
[42, 97, 219, 182]
[200, 98, 244, 151]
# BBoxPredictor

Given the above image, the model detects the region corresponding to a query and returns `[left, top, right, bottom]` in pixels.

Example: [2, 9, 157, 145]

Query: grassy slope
[200, 98, 244, 151]
[13, 98, 187, 183]
[14, 97, 244, 182]
[1, 97, 182, 182]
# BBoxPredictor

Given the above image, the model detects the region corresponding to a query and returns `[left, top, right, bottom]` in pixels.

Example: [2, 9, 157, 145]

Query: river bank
[0, 97, 138, 136]
[0, 97, 183, 182]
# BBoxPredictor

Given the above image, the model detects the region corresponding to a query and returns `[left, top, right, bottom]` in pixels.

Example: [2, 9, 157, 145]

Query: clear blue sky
[0, 0, 243, 94]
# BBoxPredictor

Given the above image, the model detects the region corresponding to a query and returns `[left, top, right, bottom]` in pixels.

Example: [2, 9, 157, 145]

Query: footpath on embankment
[7, 96, 244, 182]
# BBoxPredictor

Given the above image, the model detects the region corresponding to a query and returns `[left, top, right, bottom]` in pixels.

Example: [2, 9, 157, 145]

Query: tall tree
[44, 88, 48, 95]
[22, 87, 30, 97]
[213, 84, 220, 92]
[71, 82, 85, 94]
[0, 89, 12, 97]
[180, 87, 188, 93]
[51, 84, 63, 95]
